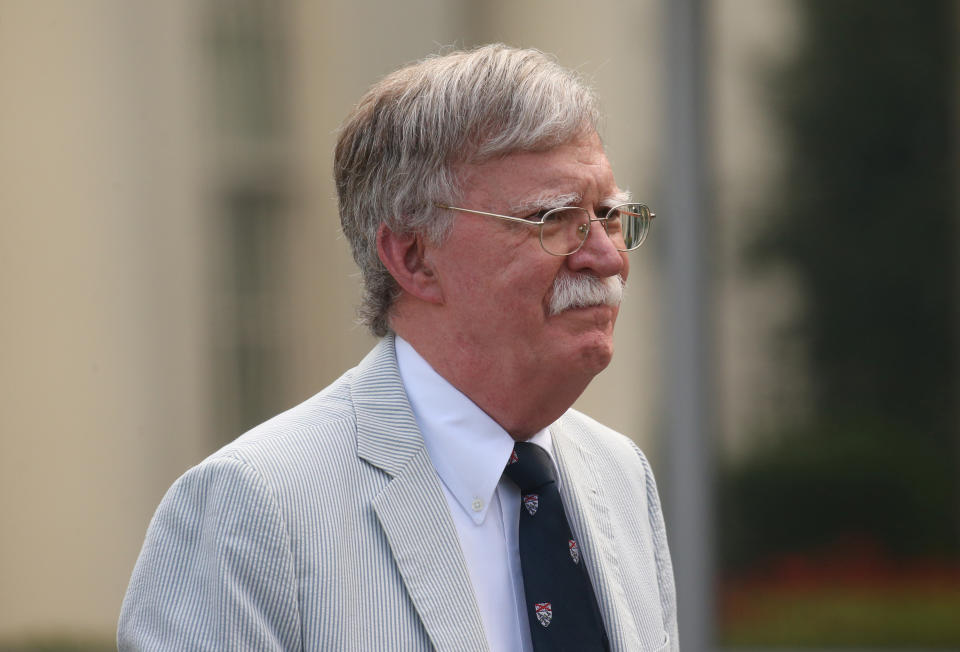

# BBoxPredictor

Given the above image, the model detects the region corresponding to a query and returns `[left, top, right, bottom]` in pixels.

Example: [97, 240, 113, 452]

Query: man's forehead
[458, 143, 623, 209]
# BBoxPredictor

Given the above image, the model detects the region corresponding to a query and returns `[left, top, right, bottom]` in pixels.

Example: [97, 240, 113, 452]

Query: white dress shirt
[396, 336, 559, 652]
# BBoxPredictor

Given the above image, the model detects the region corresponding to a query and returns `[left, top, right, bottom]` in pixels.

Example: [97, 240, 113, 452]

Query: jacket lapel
[551, 418, 641, 647]
[353, 336, 488, 652]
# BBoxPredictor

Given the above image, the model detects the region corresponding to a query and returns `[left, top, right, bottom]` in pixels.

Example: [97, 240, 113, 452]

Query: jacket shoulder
[557, 408, 653, 465]
[210, 367, 360, 472]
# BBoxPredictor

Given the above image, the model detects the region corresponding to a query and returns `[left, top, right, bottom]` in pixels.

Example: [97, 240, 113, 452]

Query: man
[119, 44, 677, 651]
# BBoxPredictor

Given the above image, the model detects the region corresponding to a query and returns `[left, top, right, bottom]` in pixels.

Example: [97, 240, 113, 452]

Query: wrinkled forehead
[454, 132, 624, 208]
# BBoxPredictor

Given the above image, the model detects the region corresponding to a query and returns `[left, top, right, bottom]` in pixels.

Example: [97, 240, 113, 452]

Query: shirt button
[471, 498, 483, 512]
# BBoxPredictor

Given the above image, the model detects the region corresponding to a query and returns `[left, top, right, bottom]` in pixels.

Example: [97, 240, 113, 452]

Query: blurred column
[0, 0, 210, 640]
[662, 0, 714, 650]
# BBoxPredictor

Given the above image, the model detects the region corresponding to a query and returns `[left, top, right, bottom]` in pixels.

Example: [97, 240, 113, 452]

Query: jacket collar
[352, 334, 489, 651]
[552, 415, 641, 646]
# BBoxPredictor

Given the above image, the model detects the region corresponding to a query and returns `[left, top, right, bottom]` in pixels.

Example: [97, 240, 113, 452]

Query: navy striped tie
[504, 442, 609, 651]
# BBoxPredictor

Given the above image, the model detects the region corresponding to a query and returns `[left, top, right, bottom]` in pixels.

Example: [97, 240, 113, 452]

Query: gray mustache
[548, 274, 625, 316]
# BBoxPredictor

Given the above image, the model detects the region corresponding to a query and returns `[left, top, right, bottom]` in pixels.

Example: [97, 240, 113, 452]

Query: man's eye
[525, 210, 551, 222]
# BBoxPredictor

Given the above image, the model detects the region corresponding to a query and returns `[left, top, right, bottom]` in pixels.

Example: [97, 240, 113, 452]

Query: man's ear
[376, 223, 444, 304]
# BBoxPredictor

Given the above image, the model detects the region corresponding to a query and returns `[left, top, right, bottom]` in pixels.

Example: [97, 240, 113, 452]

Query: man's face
[427, 132, 629, 385]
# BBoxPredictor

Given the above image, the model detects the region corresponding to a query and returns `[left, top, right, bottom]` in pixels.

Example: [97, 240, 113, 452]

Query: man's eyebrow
[510, 189, 631, 214]
[600, 190, 632, 208]
[510, 192, 582, 214]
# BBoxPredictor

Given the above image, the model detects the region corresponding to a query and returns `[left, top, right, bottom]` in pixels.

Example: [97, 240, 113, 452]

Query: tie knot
[503, 442, 556, 492]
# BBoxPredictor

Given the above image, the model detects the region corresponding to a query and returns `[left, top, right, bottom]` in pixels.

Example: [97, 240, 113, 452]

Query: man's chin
[548, 305, 618, 369]
[576, 331, 616, 374]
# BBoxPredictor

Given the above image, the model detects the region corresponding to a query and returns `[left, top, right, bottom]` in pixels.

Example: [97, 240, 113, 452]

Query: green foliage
[720, 4, 960, 645]
[721, 420, 956, 571]
[753, 0, 958, 433]
[728, 0, 960, 565]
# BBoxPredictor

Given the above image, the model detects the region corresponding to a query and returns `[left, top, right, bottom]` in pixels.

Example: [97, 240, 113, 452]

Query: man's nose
[565, 218, 626, 278]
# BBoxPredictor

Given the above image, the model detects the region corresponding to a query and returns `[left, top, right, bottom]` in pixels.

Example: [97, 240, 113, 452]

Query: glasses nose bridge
[582, 211, 617, 247]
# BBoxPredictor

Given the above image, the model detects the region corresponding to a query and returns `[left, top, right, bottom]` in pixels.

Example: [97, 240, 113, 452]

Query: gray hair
[334, 44, 601, 336]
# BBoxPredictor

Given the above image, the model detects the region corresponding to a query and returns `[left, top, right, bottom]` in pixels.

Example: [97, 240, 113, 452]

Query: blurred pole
[662, 0, 714, 650]
[955, 0, 960, 553]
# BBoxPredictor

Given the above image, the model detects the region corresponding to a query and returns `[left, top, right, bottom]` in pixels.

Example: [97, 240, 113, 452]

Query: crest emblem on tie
[509, 450, 519, 465]
[569, 539, 580, 564]
[534, 602, 553, 627]
[523, 493, 539, 515]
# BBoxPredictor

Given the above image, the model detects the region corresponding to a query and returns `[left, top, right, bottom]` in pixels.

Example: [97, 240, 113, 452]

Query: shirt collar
[395, 335, 554, 524]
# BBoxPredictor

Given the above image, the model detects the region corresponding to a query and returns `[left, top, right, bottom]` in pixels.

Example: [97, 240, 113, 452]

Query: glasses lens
[541, 207, 590, 255]
[606, 203, 651, 251]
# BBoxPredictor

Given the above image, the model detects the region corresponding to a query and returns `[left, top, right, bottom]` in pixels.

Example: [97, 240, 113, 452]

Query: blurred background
[1, 0, 957, 650]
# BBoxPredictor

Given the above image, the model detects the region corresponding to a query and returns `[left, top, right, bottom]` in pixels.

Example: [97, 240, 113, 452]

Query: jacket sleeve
[118, 455, 302, 651]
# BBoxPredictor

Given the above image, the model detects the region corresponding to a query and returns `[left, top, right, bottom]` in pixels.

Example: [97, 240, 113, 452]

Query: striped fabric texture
[118, 336, 678, 651]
